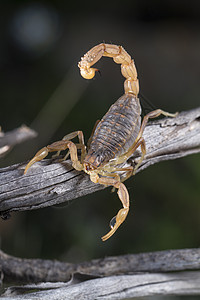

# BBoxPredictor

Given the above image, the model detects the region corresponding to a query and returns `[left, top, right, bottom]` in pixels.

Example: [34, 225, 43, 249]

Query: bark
[1, 248, 200, 283]
[1, 248, 200, 299]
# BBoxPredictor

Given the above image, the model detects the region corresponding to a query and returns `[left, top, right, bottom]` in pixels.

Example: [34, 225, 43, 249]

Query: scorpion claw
[24, 147, 49, 174]
[101, 208, 129, 241]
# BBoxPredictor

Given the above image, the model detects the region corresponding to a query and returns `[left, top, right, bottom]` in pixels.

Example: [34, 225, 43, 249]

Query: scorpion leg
[136, 109, 178, 143]
[103, 137, 146, 175]
[130, 109, 178, 173]
[24, 132, 86, 174]
[121, 137, 146, 175]
[99, 166, 133, 192]
[113, 167, 134, 183]
[52, 131, 85, 160]
[61, 131, 86, 163]
[24, 146, 50, 174]
[99, 166, 134, 182]
[95, 176, 129, 241]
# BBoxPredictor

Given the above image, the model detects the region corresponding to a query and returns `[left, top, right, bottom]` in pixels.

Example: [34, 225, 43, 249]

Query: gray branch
[0, 107, 199, 217]
[1, 248, 200, 299]
[0, 125, 37, 158]
[1, 248, 200, 283]
[2, 272, 200, 299]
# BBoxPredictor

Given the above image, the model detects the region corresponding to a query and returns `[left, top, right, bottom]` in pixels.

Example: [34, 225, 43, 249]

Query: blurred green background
[0, 0, 199, 280]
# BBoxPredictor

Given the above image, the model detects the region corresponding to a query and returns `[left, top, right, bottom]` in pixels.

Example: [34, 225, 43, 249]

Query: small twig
[0, 107, 199, 217]
[0, 125, 37, 158]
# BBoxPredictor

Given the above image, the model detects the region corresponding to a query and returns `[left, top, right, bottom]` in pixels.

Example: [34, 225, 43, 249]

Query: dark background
[0, 0, 200, 289]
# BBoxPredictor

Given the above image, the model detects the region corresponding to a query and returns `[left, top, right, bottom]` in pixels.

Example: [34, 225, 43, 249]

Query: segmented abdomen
[85, 94, 141, 168]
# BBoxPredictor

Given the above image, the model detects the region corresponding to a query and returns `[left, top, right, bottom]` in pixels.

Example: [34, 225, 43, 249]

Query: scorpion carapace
[24, 43, 177, 241]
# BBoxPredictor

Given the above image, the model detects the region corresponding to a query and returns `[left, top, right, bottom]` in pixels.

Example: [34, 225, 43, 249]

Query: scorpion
[24, 43, 177, 241]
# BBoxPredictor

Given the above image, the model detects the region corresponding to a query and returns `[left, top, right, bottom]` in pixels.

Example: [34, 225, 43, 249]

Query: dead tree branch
[2, 272, 200, 299]
[1, 248, 200, 299]
[0, 248, 200, 283]
[0, 125, 37, 158]
[0, 107, 199, 217]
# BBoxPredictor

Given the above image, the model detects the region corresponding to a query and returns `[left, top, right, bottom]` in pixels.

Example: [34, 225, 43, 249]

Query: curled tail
[78, 43, 139, 97]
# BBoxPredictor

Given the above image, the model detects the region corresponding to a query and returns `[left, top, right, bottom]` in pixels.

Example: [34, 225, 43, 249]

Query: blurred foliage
[0, 2, 200, 293]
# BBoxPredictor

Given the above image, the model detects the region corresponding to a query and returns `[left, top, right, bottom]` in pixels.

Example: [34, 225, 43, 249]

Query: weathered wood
[0, 107, 199, 217]
[0, 248, 200, 284]
[1, 248, 200, 299]
[0, 125, 37, 158]
[2, 271, 200, 299]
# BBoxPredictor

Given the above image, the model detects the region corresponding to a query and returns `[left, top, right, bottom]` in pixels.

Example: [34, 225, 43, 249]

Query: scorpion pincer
[24, 43, 177, 241]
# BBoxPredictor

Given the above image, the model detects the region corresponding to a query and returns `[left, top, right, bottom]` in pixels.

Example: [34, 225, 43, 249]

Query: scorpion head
[83, 162, 96, 173]
[83, 148, 112, 172]
[83, 154, 101, 172]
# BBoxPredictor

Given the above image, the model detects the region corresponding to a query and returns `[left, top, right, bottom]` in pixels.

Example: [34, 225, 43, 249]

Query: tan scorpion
[24, 43, 177, 241]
